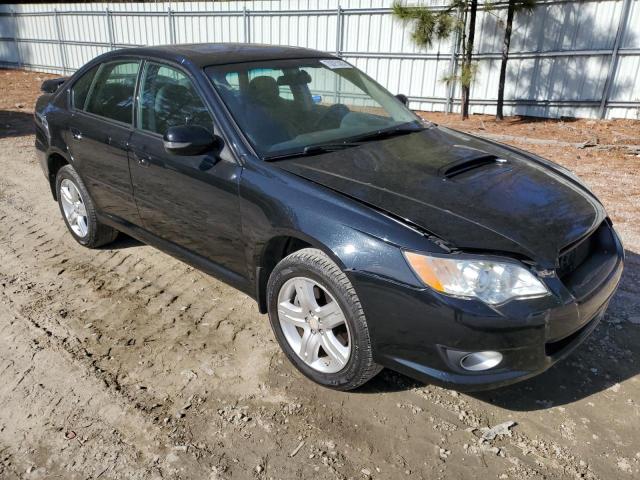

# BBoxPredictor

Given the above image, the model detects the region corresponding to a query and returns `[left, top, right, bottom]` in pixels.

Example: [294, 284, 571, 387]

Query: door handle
[133, 151, 150, 167]
[70, 128, 82, 140]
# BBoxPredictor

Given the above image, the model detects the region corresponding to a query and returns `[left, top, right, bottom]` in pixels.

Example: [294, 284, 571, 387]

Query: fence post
[105, 8, 115, 50]
[599, 0, 632, 119]
[244, 7, 251, 43]
[167, 7, 175, 44]
[335, 5, 343, 56]
[11, 8, 22, 68]
[53, 8, 68, 74]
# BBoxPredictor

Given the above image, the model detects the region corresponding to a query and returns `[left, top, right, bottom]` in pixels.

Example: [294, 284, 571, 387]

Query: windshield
[205, 58, 425, 158]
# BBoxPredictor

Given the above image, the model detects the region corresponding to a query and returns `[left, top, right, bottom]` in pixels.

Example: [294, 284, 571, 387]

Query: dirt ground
[1, 68, 639, 480]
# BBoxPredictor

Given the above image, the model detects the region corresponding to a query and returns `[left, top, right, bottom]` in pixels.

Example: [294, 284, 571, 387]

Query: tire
[55, 164, 118, 248]
[267, 248, 382, 390]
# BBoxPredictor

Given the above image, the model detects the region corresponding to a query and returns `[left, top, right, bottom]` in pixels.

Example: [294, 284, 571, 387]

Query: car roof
[102, 43, 333, 68]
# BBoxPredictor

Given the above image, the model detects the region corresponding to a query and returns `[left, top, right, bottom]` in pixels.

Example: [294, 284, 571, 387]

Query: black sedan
[34, 43, 624, 391]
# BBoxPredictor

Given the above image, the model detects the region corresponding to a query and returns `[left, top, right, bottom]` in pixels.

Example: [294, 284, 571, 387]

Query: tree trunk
[461, 0, 478, 120]
[497, 0, 515, 120]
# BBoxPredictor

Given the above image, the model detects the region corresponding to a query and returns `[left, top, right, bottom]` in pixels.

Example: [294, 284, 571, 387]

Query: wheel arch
[254, 232, 347, 314]
[47, 150, 71, 200]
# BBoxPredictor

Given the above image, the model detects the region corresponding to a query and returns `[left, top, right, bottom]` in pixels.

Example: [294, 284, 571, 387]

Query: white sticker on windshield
[319, 59, 352, 69]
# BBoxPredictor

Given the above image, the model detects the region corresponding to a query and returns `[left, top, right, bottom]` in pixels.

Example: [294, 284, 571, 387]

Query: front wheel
[267, 248, 381, 390]
[56, 165, 118, 248]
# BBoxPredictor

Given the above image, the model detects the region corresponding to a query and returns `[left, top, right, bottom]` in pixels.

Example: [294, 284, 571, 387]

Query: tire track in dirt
[0, 288, 177, 479]
[0, 197, 270, 398]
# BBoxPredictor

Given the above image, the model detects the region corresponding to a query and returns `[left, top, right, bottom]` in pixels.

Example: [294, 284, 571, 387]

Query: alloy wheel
[277, 276, 351, 373]
[59, 178, 89, 238]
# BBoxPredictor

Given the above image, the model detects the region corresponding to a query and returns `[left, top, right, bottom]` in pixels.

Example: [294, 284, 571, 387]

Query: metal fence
[1, 0, 639, 120]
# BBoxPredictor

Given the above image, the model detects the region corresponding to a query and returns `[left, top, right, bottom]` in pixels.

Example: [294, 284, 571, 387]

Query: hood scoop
[441, 154, 508, 179]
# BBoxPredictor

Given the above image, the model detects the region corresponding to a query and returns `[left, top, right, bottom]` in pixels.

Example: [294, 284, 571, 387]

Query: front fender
[258, 223, 421, 287]
[239, 160, 442, 308]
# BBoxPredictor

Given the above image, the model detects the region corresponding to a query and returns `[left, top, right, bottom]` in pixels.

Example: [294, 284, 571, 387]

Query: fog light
[459, 351, 503, 371]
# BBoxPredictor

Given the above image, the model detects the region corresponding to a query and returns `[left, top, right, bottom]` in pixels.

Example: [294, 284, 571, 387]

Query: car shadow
[360, 249, 640, 410]
[99, 233, 143, 250]
[0, 110, 35, 138]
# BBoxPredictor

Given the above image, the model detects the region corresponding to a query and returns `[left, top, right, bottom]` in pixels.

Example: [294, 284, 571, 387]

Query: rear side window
[71, 65, 99, 110]
[85, 61, 140, 124]
[137, 63, 213, 135]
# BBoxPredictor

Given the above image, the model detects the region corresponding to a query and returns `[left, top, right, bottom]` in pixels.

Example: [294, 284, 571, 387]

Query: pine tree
[393, 1, 479, 120]
[496, 0, 536, 120]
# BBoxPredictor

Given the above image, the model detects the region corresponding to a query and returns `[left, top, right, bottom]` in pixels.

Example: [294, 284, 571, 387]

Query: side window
[138, 63, 213, 135]
[85, 61, 140, 124]
[71, 65, 99, 110]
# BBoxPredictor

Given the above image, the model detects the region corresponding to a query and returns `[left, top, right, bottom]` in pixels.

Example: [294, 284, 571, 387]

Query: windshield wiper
[263, 142, 360, 161]
[348, 123, 425, 143]
[262, 123, 426, 161]
[303, 142, 361, 154]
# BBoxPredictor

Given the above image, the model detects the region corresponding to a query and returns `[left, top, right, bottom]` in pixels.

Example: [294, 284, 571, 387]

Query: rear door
[67, 60, 141, 224]
[128, 61, 245, 277]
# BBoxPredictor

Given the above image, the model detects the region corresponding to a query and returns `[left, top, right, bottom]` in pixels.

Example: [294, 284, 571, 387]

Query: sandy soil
[1, 68, 639, 480]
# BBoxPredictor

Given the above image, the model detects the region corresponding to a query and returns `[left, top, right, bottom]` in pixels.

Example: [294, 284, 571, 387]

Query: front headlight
[403, 251, 549, 305]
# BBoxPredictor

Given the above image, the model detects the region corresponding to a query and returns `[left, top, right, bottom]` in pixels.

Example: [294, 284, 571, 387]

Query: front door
[128, 61, 245, 278]
[67, 60, 140, 224]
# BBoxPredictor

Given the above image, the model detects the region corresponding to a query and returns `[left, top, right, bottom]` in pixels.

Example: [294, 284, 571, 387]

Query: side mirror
[395, 93, 409, 106]
[163, 125, 223, 156]
[41, 77, 67, 94]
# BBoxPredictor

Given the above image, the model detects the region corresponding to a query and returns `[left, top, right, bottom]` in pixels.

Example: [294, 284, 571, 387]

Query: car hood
[275, 126, 605, 267]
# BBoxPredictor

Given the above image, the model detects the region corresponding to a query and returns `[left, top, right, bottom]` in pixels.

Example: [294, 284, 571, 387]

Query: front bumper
[351, 222, 624, 391]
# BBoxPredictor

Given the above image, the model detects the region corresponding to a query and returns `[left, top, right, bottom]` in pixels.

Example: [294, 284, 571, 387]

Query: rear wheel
[56, 165, 118, 248]
[267, 248, 381, 390]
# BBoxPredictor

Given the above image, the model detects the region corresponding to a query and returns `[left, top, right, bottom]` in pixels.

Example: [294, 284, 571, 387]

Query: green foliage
[392, 2, 458, 48]
[460, 62, 477, 88]
[442, 61, 477, 88]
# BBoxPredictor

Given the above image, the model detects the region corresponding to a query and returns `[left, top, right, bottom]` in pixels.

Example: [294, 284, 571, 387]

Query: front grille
[557, 232, 596, 279]
[556, 221, 618, 299]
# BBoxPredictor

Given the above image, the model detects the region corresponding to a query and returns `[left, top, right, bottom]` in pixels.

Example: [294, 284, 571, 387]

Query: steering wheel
[311, 103, 350, 130]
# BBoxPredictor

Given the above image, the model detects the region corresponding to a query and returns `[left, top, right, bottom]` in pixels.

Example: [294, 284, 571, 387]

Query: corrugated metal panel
[0, 0, 638, 119]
